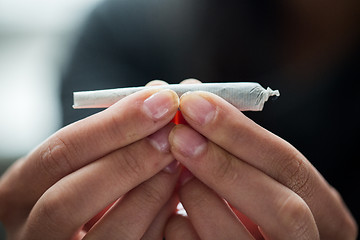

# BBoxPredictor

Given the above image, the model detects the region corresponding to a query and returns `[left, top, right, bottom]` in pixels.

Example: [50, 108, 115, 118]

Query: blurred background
[0, 1, 105, 236]
[0, 0, 104, 173]
[0, 1, 102, 235]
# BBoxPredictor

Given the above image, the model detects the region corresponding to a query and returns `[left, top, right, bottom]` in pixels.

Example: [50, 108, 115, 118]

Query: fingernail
[143, 90, 179, 120]
[163, 160, 180, 174]
[171, 126, 207, 158]
[147, 123, 174, 152]
[179, 167, 194, 186]
[180, 92, 216, 125]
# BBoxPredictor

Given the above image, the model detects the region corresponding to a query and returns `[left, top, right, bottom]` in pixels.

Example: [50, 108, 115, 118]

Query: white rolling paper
[73, 82, 280, 111]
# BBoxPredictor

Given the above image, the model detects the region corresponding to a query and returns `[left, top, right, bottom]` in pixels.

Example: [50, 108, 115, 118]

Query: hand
[167, 91, 358, 239]
[0, 87, 180, 239]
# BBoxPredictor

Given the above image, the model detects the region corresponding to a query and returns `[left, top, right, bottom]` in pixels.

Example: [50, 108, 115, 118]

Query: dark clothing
[61, 0, 359, 222]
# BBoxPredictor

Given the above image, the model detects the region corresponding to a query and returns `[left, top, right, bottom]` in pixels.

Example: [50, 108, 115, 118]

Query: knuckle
[211, 152, 240, 186]
[38, 135, 73, 177]
[278, 151, 313, 198]
[137, 182, 164, 206]
[277, 195, 316, 238]
[120, 147, 144, 180]
[329, 188, 359, 239]
[36, 191, 73, 229]
[225, 116, 247, 144]
[108, 114, 139, 144]
[39, 196, 60, 224]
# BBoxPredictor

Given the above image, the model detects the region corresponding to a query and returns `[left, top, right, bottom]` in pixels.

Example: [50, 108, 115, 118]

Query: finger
[180, 78, 202, 84]
[82, 201, 117, 232]
[172, 79, 203, 125]
[141, 194, 179, 240]
[146, 80, 169, 86]
[84, 167, 181, 240]
[178, 91, 357, 239]
[144, 80, 186, 126]
[165, 215, 200, 240]
[0, 89, 179, 210]
[169, 125, 319, 239]
[178, 172, 254, 240]
[23, 124, 176, 240]
[230, 206, 265, 240]
[146, 79, 201, 126]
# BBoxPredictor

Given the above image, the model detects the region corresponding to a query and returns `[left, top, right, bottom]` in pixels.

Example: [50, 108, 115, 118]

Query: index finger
[3, 89, 179, 207]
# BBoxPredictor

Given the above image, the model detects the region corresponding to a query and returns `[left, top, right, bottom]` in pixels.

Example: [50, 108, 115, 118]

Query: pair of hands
[0, 80, 357, 239]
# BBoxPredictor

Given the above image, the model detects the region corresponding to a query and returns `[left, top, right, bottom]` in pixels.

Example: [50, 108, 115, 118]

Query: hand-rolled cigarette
[73, 82, 280, 111]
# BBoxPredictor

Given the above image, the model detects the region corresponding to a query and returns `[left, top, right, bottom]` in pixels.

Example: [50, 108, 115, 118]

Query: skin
[166, 88, 358, 239]
[0, 79, 357, 239]
[0, 82, 181, 240]
[1, 0, 359, 238]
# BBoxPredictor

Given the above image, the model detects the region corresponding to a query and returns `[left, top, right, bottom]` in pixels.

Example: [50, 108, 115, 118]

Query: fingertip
[180, 78, 202, 85]
[168, 124, 179, 149]
[179, 92, 217, 126]
[169, 125, 207, 158]
[168, 124, 184, 147]
[146, 80, 169, 86]
[142, 89, 179, 121]
[148, 122, 176, 153]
